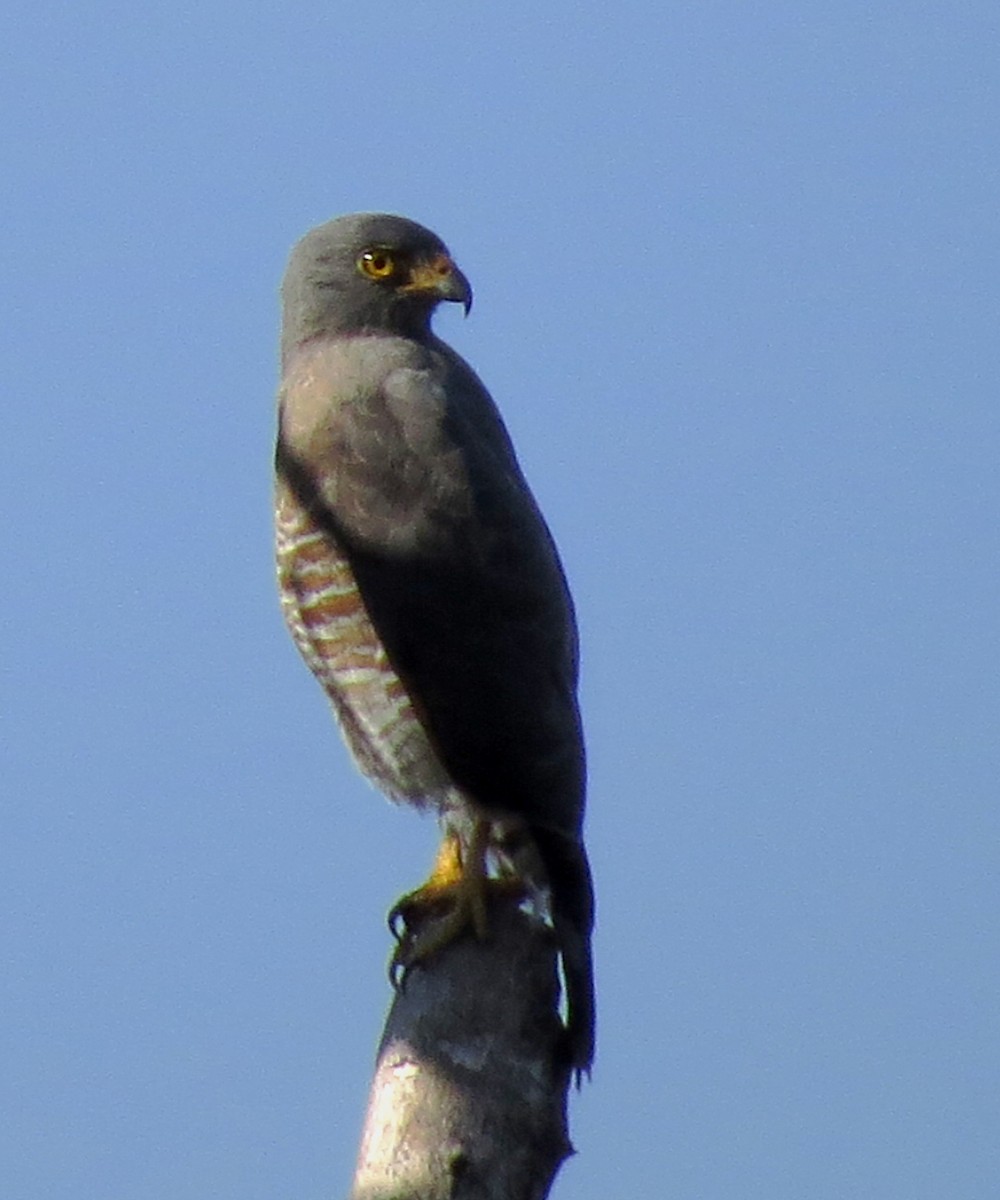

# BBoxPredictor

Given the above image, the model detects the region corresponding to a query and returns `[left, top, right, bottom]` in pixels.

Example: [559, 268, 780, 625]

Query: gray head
[280, 213, 473, 363]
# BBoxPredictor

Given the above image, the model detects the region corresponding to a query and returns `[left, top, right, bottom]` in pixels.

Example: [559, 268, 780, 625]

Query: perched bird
[274, 213, 595, 1074]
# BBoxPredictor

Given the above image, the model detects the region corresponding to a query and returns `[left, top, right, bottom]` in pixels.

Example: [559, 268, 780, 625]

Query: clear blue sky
[3, 3, 998, 1197]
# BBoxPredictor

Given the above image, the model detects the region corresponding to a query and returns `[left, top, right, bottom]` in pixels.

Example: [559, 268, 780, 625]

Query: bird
[274, 212, 595, 1075]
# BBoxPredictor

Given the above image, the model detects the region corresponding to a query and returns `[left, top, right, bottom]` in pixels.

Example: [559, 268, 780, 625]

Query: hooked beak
[403, 253, 473, 315]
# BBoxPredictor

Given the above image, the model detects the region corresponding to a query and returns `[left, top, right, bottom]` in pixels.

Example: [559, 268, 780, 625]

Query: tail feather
[531, 826, 596, 1078]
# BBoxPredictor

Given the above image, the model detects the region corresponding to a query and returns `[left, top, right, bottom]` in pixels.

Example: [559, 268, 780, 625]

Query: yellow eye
[358, 249, 397, 280]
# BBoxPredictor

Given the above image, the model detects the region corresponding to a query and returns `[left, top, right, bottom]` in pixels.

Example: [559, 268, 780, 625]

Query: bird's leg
[387, 827, 484, 940]
[388, 819, 524, 986]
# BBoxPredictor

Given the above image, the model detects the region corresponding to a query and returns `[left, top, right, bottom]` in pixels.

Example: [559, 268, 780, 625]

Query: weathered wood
[350, 899, 575, 1200]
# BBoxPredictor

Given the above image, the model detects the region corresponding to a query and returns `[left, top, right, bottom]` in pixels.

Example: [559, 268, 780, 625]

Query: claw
[386, 821, 532, 990]
[387, 905, 405, 941]
[386, 822, 490, 987]
[388, 954, 407, 991]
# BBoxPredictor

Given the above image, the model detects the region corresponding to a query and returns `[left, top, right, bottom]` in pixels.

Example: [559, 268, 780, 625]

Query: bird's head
[281, 212, 472, 357]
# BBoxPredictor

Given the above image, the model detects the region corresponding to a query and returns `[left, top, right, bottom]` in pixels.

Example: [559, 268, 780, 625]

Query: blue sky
[3, 3, 998, 1197]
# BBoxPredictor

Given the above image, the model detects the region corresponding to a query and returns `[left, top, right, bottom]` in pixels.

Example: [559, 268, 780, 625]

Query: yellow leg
[388, 821, 523, 986]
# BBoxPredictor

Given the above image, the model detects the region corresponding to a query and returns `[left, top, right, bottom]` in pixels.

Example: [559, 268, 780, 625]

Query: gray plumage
[275, 212, 595, 1073]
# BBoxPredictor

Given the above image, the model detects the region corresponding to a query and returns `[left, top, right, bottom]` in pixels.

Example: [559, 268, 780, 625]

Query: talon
[387, 904, 406, 941]
[385, 821, 536, 991]
[388, 954, 407, 991]
[385, 822, 492, 980]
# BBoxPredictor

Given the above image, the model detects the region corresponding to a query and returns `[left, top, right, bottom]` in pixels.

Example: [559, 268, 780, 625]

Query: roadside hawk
[274, 212, 595, 1074]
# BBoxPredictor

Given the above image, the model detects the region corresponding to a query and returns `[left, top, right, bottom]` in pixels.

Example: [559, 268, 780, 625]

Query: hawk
[274, 213, 595, 1074]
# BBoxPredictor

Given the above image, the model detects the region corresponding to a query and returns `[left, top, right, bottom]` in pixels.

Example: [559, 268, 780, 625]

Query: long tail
[531, 826, 596, 1079]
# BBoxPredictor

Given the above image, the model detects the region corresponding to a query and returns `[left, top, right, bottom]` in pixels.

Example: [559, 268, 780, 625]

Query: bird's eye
[358, 249, 397, 280]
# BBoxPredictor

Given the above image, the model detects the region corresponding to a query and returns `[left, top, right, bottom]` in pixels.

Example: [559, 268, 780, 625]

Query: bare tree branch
[350, 898, 576, 1200]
